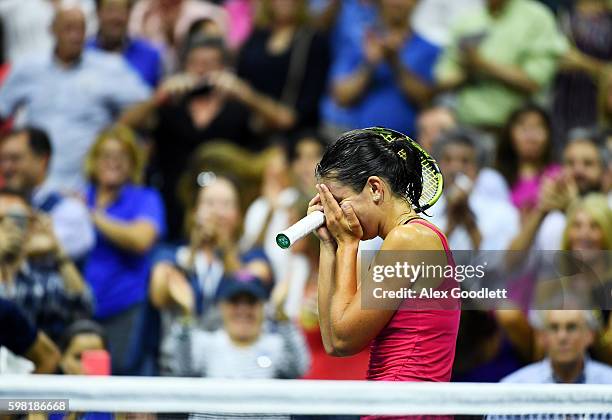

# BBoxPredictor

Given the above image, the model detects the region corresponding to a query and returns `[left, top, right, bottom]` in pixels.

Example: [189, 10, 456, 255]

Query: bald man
[0, 4, 150, 193]
[502, 310, 612, 384]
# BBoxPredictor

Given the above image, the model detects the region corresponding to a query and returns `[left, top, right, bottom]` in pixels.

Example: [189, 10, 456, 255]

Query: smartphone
[81, 349, 111, 376]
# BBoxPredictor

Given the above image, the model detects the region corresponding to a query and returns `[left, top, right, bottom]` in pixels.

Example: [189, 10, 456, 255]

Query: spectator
[435, 0, 568, 131]
[0, 296, 61, 374]
[319, 0, 377, 138]
[416, 105, 458, 153]
[532, 194, 612, 363]
[0, 188, 92, 341]
[509, 130, 607, 252]
[83, 125, 165, 375]
[0, 0, 97, 63]
[552, 0, 612, 138]
[289, 132, 327, 198]
[0, 4, 150, 193]
[128, 0, 227, 72]
[240, 146, 296, 283]
[501, 310, 612, 383]
[161, 272, 310, 379]
[452, 310, 532, 382]
[236, 0, 330, 135]
[150, 175, 273, 375]
[57, 319, 109, 375]
[122, 36, 292, 240]
[430, 129, 519, 250]
[0, 128, 95, 261]
[495, 104, 561, 217]
[329, 0, 439, 137]
[88, 0, 163, 87]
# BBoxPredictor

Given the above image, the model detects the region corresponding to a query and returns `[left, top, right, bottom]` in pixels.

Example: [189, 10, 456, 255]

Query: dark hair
[495, 103, 553, 187]
[1, 127, 53, 158]
[315, 129, 422, 209]
[58, 320, 108, 353]
[432, 127, 488, 168]
[287, 130, 328, 162]
[0, 187, 30, 205]
[180, 35, 228, 70]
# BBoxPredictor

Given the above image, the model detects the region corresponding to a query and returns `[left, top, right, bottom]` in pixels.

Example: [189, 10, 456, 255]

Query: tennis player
[307, 128, 460, 386]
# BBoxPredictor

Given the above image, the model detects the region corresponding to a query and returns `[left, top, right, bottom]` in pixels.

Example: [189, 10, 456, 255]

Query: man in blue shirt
[502, 310, 612, 384]
[0, 4, 151, 193]
[324, 0, 439, 137]
[87, 0, 162, 87]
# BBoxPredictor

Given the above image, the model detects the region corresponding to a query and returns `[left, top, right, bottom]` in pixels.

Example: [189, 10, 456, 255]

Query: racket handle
[276, 211, 325, 249]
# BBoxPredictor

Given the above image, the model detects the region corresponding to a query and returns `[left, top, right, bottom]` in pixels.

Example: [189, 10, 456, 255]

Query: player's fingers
[318, 184, 342, 219]
[341, 202, 358, 225]
[308, 193, 321, 206]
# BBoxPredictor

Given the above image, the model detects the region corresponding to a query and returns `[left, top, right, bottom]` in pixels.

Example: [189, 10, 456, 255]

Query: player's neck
[379, 200, 416, 239]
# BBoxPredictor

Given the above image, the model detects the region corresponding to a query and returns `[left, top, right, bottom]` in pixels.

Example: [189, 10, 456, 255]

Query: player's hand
[317, 183, 363, 246]
[307, 193, 336, 248]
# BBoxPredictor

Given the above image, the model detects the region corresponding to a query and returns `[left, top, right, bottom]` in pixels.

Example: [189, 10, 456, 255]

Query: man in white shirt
[0, 4, 150, 192]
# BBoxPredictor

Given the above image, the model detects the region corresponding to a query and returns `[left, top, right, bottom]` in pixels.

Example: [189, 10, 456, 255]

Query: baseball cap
[216, 270, 269, 302]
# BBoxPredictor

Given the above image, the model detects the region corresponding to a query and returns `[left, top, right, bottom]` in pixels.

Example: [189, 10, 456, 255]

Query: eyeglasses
[0, 212, 32, 231]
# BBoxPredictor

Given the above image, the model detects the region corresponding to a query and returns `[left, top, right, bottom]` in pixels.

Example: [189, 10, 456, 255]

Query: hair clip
[380, 133, 395, 144]
[398, 149, 407, 161]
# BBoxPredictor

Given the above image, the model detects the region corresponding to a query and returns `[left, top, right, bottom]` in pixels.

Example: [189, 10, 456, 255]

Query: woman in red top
[307, 128, 460, 391]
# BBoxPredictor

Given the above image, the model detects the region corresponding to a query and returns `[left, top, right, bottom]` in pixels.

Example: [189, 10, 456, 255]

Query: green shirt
[435, 0, 569, 127]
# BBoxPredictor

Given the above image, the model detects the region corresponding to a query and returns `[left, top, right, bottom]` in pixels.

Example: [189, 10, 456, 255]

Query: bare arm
[209, 71, 296, 131]
[466, 49, 540, 95]
[316, 184, 446, 356]
[57, 255, 86, 294]
[307, 193, 338, 354]
[332, 64, 375, 107]
[388, 51, 432, 107]
[92, 211, 158, 254]
[25, 331, 61, 374]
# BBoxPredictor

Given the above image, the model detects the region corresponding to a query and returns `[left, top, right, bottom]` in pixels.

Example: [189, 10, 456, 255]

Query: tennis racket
[364, 126, 444, 213]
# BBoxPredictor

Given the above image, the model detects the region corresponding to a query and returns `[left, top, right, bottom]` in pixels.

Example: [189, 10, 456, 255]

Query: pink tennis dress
[363, 219, 461, 419]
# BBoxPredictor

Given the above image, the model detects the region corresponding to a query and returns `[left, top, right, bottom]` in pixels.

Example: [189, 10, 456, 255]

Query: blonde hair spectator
[561, 193, 612, 251]
[85, 125, 145, 184]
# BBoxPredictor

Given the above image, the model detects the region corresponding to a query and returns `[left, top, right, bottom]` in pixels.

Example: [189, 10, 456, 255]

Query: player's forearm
[317, 244, 337, 354]
[328, 242, 360, 353]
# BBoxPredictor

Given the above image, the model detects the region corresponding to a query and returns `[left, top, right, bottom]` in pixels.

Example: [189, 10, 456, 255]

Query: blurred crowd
[0, 0, 612, 396]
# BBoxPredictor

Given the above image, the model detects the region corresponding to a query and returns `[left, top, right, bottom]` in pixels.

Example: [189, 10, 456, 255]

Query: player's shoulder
[383, 219, 444, 251]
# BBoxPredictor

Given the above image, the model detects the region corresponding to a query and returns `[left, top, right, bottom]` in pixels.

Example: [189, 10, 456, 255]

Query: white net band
[2, 375, 612, 416]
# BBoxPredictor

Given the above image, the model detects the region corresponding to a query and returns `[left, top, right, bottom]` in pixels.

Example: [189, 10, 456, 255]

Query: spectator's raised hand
[154, 74, 198, 104]
[207, 70, 253, 103]
[537, 173, 578, 214]
[364, 30, 385, 66]
[24, 213, 64, 259]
